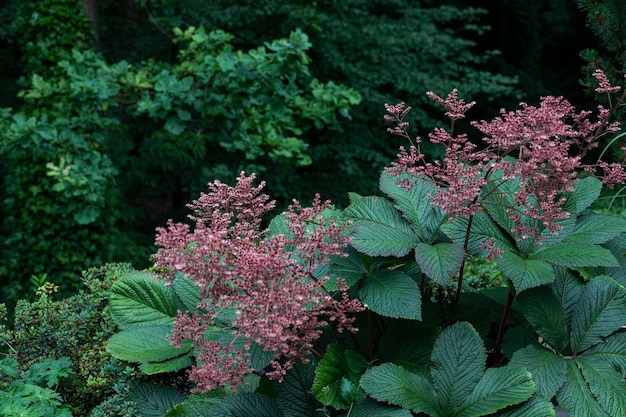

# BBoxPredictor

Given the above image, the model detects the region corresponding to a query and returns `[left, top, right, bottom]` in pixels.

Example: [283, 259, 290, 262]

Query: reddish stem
[492, 290, 515, 366]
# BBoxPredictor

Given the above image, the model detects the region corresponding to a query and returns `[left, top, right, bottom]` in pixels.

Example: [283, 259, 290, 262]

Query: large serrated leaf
[577, 355, 626, 417]
[212, 392, 284, 417]
[510, 345, 567, 399]
[497, 251, 555, 293]
[571, 177, 602, 215]
[273, 361, 323, 417]
[360, 363, 439, 415]
[431, 322, 485, 415]
[172, 276, 201, 312]
[516, 287, 568, 352]
[564, 213, 626, 245]
[343, 196, 420, 257]
[415, 242, 465, 286]
[131, 383, 186, 417]
[107, 325, 192, 363]
[570, 275, 626, 354]
[379, 322, 440, 374]
[338, 397, 413, 417]
[164, 391, 226, 417]
[550, 267, 585, 330]
[440, 211, 515, 258]
[379, 170, 443, 242]
[318, 246, 367, 292]
[455, 365, 535, 417]
[496, 394, 556, 417]
[109, 271, 185, 328]
[140, 353, 194, 375]
[358, 269, 421, 320]
[531, 243, 619, 268]
[556, 360, 610, 417]
[583, 332, 626, 372]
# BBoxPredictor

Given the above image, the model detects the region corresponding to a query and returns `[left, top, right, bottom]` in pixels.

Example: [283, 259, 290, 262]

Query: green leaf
[165, 117, 186, 135]
[164, 391, 226, 417]
[273, 361, 323, 417]
[496, 395, 556, 417]
[109, 272, 186, 328]
[584, 332, 626, 372]
[570, 275, 626, 354]
[379, 170, 443, 241]
[550, 266, 585, 330]
[212, 392, 284, 417]
[441, 211, 515, 258]
[532, 243, 619, 268]
[564, 213, 626, 245]
[73, 205, 100, 225]
[339, 397, 413, 417]
[322, 246, 367, 291]
[571, 177, 602, 214]
[358, 269, 421, 320]
[510, 345, 567, 399]
[516, 287, 568, 352]
[577, 355, 626, 417]
[415, 242, 465, 286]
[172, 276, 202, 312]
[360, 363, 440, 415]
[556, 360, 610, 417]
[379, 322, 440, 374]
[343, 196, 420, 257]
[312, 345, 367, 410]
[131, 383, 186, 417]
[455, 365, 535, 417]
[107, 325, 192, 364]
[140, 353, 194, 375]
[497, 251, 555, 293]
[431, 322, 485, 415]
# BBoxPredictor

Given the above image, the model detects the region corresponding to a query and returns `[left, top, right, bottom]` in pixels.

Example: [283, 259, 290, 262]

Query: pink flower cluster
[153, 172, 363, 393]
[385, 81, 626, 241]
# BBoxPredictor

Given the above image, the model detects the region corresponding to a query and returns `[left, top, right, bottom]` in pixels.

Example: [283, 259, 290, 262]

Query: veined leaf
[360, 363, 440, 415]
[164, 391, 226, 417]
[550, 266, 584, 330]
[509, 345, 567, 399]
[583, 332, 626, 372]
[454, 365, 535, 417]
[556, 360, 610, 417]
[358, 269, 421, 320]
[531, 243, 619, 268]
[212, 392, 284, 417]
[431, 322, 485, 415]
[172, 276, 202, 312]
[140, 354, 193, 375]
[339, 397, 412, 417]
[343, 196, 420, 257]
[415, 242, 465, 286]
[570, 177, 602, 215]
[516, 287, 567, 352]
[131, 383, 186, 417]
[564, 213, 626, 245]
[570, 275, 626, 354]
[273, 361, 323, 417]
[496, 395, 556, 417]
[319, 246, 367, 292]
[440, 211, 515, 258]
[379, 170, 443, 242]
[109, 272, 185, 328]
[379, 322, 440, 374]
[107, 325, 192, 364]
[577, 355, 626, 417]
[497, 251, 555, 293]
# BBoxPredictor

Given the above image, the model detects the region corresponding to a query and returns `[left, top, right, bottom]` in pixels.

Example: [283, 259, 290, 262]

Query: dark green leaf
[510, 345, 567, 399]
[577, 355, 626, 417]
[564, 213, 626, 245]
[556, 360, 610, 417]
[497, 251, 555, 293]
[516, 287, 568, 352]
[358, 269, 421, 320]
[532, 244, 618, 268]
[273, 361, 323, 417]
[131, 383, 186, 417]
[441, 211, 515, 258]
[415, 242, 465, 286]
[212, 392, 284, 417]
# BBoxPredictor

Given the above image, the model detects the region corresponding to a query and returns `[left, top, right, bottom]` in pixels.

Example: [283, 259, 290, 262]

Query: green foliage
[0, 263, 140, 416]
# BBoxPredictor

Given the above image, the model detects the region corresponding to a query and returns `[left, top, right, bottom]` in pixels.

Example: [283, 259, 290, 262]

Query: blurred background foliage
[0, 0, 620, 305]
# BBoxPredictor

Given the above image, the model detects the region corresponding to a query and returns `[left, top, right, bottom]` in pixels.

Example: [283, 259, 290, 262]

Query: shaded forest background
[0, 0, 621, 304]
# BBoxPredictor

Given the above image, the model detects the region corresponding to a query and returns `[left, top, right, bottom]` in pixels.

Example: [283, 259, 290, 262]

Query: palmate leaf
[516, 287, 568, 352]
[273, 361, 323, 417]
[556, 361, 610, 417]
[497, 251, 555, 293]
[338, 397, 412, 417]
[359, 363, 440, 416]
[109, 271, 186, 328]
[569, 275, 626, 354]
[379, 170, 443, 242]
[584, 332, 626, 372]
[531, 243, 619, 268]
[510, 345, 567, 399]
[577, 355, 626, 417]
[415, 242, 465, 286]
[130, 383, 186, 417]
[431, 322, 485, 415]
[570, 176, 602, 215]
[440, 211, 515, 258]
[212, 392, 285, 417]
[550, 266, 585, 330]
[454, 365, 535, 417]
[564, 213, 626, 245]
[495, 395, 556, 417]
[343, 196, 420, 257]
[358, 269, 421, 320]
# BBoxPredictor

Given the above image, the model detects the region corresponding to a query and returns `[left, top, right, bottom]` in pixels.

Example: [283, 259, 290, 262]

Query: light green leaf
[531, 244, 619, 268]
[360, 363, 440, 415]
[497, 251, 555, 293]
[564, 213, 626, 245]
[343, 196, 420, 257]
[415, 242, 465, 286]
[379, 170, 443, 241]
[107, 325, 192, 364]
[109, 272, 186, 328]
[577, 355, 626, 417]
[556, 361, 610, 417]
[516, 287, 568, 352]
[570, 275, 626, 354]
[455, 365, 535, 417]
[431, 322, 485, 415]
[358, 269, 421, 320]
[509, 345, 567, 399]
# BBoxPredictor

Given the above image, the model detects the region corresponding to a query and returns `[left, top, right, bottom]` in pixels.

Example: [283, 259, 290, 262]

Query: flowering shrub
[152, 172, 363, 392]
